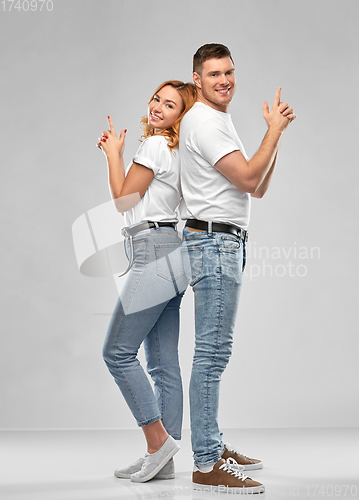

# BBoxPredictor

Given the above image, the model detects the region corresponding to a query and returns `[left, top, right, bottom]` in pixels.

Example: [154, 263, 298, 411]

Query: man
[180, 43, 295, 494]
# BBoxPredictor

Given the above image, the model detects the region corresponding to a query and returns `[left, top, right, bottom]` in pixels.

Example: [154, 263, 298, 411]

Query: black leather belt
[185, 219, 248, 242]
[124, 221, 176, 237]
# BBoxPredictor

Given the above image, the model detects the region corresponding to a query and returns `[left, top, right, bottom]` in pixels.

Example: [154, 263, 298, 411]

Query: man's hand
[263, 87, 296, 132]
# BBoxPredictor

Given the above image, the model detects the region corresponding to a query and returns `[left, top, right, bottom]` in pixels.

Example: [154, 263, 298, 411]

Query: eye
[166, 104, 174, 109]
[153, 96, 160, 102]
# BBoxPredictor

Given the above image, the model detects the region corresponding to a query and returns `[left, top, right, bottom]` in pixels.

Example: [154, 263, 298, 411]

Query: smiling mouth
[150, 111, 162, 120]
[216, 87, 230, 94]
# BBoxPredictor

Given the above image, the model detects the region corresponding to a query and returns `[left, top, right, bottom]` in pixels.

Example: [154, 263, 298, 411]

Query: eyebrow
[206, 68, 235, 75]
[154, 94, 178, 106]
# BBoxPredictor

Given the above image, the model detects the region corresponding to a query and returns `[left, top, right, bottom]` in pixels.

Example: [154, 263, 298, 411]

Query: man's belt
[124, 221, 176, 237]
[185, 219, 248, 242]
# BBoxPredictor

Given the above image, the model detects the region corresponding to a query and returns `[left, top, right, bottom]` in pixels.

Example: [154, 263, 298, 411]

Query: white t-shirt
[125, 135, 181, 226]
[179, 102, 251, 230]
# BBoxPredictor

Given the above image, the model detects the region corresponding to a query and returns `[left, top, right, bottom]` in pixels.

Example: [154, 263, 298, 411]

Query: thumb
[263, 101, 269, 116]
[119, 129, 127, 139]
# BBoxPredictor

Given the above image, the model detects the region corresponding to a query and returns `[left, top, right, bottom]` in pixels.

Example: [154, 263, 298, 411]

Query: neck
[196, 90, 229, 113]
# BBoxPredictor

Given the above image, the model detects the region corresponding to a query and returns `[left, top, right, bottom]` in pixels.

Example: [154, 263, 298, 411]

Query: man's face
[194, 57, 236, 112]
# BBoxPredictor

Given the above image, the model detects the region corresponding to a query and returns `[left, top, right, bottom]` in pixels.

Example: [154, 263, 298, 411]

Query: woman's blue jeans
[182, 227, 245, 465]
[103, 226, 188, 440]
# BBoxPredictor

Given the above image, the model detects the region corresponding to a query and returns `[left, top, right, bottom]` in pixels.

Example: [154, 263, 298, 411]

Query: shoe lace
[140, 452, 151, 467]
[226, 457, 245, 471]
[224, 442, 247, 459]
[219, 458, 248, 481]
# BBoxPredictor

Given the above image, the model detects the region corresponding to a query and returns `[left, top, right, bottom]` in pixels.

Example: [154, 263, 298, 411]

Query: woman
[97, 81, 196, 483]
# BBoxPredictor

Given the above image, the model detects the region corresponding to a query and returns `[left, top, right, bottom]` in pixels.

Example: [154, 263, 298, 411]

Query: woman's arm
[98, 116, 154, 212]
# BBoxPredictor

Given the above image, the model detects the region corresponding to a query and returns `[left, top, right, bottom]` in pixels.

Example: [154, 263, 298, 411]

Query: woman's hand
[97, 116, 127, 158]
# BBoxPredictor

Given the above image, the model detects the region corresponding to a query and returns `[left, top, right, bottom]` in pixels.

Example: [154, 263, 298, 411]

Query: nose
[219, 74, 229, 86]
[152, 102, 162, 114]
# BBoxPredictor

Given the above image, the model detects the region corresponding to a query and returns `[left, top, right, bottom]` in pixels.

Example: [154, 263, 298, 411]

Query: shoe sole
[243, 462, 263, 471]
[115, 471, 175, 480]
[192, 482, 265, 494]
[131, 445, 179, 483]
[155, 473, 175, 480]
[114, 471, 132, 479]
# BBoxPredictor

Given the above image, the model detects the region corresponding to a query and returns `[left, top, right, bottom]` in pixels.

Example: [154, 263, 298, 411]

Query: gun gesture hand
[263, 87, 296, 132]
[97, 116, 127, 157]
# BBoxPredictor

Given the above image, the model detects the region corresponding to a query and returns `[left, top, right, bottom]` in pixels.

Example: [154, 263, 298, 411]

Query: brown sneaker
[222, 442, 263, 470]
[192, 458, 265, 494]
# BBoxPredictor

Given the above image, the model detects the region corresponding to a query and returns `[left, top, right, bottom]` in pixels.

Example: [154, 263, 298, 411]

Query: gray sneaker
[155, 460, 175, 479]
[114, 456, 175, 479]
[131, 436, 180, 483]
[115, 457, 144, 479]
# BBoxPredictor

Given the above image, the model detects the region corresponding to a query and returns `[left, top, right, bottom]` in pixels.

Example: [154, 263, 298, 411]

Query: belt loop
[154, 221, 159, 230]
[208, 221, 212, 236]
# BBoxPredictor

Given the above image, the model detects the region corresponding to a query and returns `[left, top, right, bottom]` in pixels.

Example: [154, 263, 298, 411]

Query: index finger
[273, 87, 281, 107]
[107, 115, 116, 135]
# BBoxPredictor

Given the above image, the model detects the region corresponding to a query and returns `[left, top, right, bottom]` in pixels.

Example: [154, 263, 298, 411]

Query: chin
[149, 120, 161, 129]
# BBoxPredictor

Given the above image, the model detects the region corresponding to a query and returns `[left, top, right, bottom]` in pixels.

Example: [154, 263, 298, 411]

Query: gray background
[1, 0, 358, 430]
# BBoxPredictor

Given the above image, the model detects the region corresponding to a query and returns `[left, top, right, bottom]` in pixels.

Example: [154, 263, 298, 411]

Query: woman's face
[148, 85, 184, 131]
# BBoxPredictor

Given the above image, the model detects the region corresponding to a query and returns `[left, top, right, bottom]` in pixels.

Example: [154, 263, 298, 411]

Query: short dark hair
[193, 43, 234, 74]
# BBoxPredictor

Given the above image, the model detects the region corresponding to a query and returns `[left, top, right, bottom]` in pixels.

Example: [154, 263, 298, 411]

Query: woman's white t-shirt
[124, 135, 181, 226]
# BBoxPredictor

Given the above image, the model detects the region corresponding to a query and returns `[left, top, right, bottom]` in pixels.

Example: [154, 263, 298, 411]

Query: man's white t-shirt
[179, 102, 251, 230]
[125, 135, 181, 226]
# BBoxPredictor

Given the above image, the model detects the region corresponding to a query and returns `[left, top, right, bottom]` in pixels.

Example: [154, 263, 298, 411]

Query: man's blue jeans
[182, 227, 245, 465]
[103, 227, 188, 440]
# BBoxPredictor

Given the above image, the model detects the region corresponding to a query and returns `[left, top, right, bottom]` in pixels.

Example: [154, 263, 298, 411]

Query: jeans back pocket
[155, 243, 184, 282]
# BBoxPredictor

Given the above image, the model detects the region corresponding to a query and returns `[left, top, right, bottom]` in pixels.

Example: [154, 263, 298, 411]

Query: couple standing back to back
[98, 43, 296, 494]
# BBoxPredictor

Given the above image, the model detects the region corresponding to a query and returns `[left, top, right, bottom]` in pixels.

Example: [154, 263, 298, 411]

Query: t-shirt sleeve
[133, 136, 169, 177]
[194, 118, 240, 166]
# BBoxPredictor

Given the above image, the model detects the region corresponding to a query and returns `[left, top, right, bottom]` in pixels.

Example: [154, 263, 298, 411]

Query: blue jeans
[103, 226, 188, 440]
[182, 227, 245, 465]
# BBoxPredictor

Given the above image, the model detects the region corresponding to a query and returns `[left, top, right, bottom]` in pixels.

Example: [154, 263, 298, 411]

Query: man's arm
[215, 88, 295, 195]
[251, 143, 280, 199]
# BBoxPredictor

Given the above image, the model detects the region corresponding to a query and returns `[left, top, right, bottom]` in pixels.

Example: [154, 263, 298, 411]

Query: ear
[193, 72, 202, 90]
